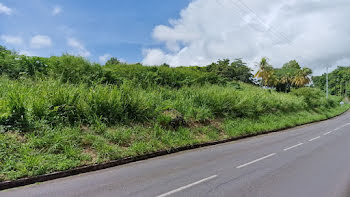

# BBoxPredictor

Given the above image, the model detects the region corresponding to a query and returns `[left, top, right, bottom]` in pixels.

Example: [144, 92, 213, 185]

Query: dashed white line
[156, 121, 350, 196]
[344, 123, 350, 127]
[156, 175, 218, 197]
[335, 123, 350, 131]
[236, 153, 276, 169]
[283, 143, 303, 151]
[309, 136, 321, 142]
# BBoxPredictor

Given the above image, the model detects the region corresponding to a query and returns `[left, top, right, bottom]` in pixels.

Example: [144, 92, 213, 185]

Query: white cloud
[0, 35, 23, 45]
[67, 37, 91, 57]
[142, 49, 166, 65]
[30, 35, 52, 48]
[52, 5, 62, 16]
[0, 3, 12, 15]
[19, 50, 35, 56]
[143, 0, 350, 75]
[99, 53, 111, 64]
[119, 58, 127, 63]
[99, 54, 127, 64]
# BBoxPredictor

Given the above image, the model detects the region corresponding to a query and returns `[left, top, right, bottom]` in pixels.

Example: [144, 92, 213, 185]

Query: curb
[1, 108, 349, 191]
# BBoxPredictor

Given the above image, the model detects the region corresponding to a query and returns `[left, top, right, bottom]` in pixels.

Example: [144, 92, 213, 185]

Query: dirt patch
[82, 148, 99, 164]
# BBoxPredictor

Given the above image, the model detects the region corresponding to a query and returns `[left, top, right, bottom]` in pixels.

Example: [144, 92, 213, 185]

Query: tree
[254, 59, 313, 92]
[206, 59, 253, 83]
[0, 46, 22, 78]
[160, 63, 170, 67]
[255, 57, 274, 86]
[293, 68, 312, 87]
[279, 60, 302, 88]
[105, 57, 120, 65]
[230, 59, 253, 83]
[282, 60, 301, 71]
[273, 60, 312, 92]
[0, 45, 6, 52]
[313, 66, 350, 96]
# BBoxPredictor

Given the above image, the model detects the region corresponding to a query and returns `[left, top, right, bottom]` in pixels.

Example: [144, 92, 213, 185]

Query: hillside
[0, 46, 348, 181]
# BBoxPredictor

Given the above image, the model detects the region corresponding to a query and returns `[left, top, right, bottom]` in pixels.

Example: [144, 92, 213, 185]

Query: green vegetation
[313, 66, 350, 97]
[255, 58, 312, 92]
[0, 45, 348, 181]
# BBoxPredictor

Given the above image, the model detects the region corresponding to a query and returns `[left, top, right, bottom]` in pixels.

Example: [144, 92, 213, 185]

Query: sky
[1, 0, 350, 75]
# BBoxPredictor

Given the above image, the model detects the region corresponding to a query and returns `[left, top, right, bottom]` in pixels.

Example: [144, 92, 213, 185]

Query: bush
[102, 64, 223, 88]
[291, 87, 340, 109]
[46, 55, 105, 84]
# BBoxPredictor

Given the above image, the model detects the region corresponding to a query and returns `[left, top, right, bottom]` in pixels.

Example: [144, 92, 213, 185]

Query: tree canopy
[255, 59, 312, 92]
[313, 66, 350, 96]
[0, 44, 314, 91]
[105, 57, 121, 65]
[206, 58, 253, 83]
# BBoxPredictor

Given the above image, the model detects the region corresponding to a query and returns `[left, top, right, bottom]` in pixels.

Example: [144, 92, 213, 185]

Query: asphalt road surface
[2, 111, 350, 197]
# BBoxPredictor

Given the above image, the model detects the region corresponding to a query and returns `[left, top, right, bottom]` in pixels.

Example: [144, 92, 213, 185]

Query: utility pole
[345, 81, 347, 97]
[326, 66, 329, 99]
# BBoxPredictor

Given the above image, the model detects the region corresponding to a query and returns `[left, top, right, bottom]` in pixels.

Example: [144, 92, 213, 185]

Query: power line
[215, 0, 284, 44]
[235, 0, 290, 44]
[235, 0, 292, 44]
[223, 0, 291, 45]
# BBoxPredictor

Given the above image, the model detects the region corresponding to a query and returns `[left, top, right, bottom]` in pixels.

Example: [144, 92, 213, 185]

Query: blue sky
[0, 0, 191, 63]
[1, 0, 350, 74]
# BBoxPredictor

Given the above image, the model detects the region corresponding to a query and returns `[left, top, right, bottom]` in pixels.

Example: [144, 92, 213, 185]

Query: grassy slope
[0, 77, 348, 181]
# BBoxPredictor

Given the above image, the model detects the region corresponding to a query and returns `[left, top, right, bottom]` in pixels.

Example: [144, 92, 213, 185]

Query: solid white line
[156, 175, 218, 197]
[236, 153, 276, 169]
[323, 131, 333, 136]
[283, 143, 303, 151]
[309, 136, 321, 142]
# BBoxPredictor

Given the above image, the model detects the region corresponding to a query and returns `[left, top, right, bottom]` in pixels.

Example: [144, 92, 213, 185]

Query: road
[2, 111, 350, 197]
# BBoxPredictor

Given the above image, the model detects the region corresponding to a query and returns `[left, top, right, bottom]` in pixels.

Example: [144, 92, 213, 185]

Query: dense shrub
[45, 55, 105, 84]
[0, 46, 251, 88]
[102, 64, 223, 88]
[291, 87, 340, 109]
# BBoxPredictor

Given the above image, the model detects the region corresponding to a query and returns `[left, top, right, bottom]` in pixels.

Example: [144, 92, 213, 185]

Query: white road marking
[158, 122, 350, 197]
[156, 175, 218, 197]
[236, 153, 276, 169]
[335, 123, 350, 131]
[309, 136, 321, 142]
[283, 143, 303, 151]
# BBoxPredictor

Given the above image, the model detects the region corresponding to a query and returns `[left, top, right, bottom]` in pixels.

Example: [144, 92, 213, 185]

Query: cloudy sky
[1, 0, 350, 75]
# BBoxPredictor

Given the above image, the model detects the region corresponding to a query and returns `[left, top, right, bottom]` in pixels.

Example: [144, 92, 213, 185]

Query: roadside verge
[1, 106, 349, 191]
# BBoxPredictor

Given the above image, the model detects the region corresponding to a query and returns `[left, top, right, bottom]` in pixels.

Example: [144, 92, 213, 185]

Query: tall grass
[0, 77, 340, 131]
[0, 76, 346, 181]
[0, 48, 347, 182]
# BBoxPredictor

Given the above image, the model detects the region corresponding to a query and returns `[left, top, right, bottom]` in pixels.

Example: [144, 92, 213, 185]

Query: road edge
[1, 108, 349, 191]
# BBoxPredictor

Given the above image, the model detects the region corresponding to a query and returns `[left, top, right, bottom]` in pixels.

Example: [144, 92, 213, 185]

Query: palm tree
[293, 68, 312, 87]
[265, 70, 279, 87]
[255, 57, 272, 87]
